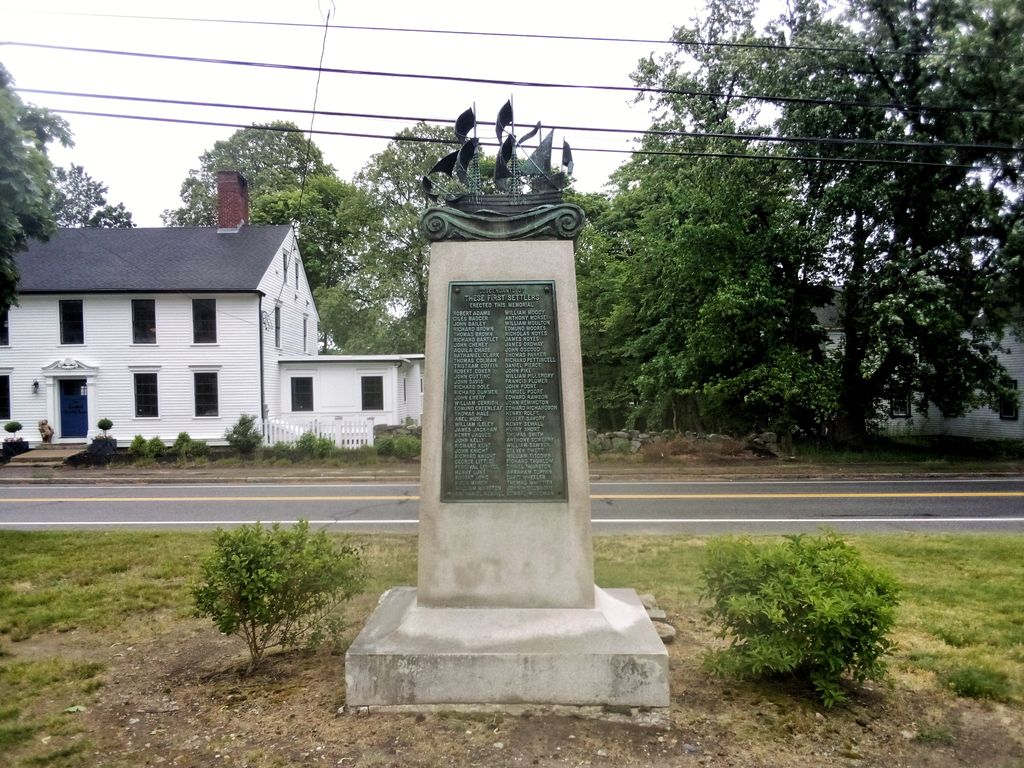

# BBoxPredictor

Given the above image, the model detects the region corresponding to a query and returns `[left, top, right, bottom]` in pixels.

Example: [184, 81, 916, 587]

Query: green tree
[314, 283, 408, 354]
[162, 122, 333, 226]
[0, 63, 70, 313]
[50, 163, 134, 228]
[588, 0, 1023, 442]
[581, 0, 834, 435]
[764, 0, 1024, 442]
[353, 124, 456, 352]
[251, 174, 369, 293]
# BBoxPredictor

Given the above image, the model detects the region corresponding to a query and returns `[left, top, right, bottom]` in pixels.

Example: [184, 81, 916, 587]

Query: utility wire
[44, 108, 1012, 171]
[4, 41, 1023, 116]
[18, 88, 1024, 154]
[295, 6, 332, 215]
[5, 7, 1023, 62]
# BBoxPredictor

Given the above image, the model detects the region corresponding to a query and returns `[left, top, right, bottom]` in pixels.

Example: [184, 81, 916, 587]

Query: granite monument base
[345, 586, 669, 711]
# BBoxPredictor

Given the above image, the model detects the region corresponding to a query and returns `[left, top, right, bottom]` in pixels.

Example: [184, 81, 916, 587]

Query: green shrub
[129, 435, 165, 460]
[224, 414, 264, 456]
[4, 421, 22, 437]
[259, 441, 296, 462]
[192, 520, 365, 674]
[128, 435, 148, 458]
[375, 436, 395, 457]
[295, 431, 335, 459]
[391, 435, 421, 460]
[96, 418, 113, 436]
[172, 432, 208, 462]
[701, 531, 900, 708]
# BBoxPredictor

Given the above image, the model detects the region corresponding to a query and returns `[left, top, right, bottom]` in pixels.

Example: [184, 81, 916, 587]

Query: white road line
[2, 517, 1024, 527]
[2, 478, 1021, 492]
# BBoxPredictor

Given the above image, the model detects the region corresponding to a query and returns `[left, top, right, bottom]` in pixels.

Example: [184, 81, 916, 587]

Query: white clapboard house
[815, 300, 1022, 440]
[0, 171, 423, 448]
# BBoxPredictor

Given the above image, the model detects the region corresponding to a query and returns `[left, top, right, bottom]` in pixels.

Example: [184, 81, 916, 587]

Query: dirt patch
[6, 609, 1023, 768]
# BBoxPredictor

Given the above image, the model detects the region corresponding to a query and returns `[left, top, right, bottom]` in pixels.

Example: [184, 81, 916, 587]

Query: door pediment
[42, 358, 99, 376]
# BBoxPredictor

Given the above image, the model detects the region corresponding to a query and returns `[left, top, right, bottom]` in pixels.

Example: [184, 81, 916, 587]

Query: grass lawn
[1, 530, 1023, 767]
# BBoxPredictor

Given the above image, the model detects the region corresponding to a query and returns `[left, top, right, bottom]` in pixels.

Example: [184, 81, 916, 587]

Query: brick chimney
[216, 170, 249, 229]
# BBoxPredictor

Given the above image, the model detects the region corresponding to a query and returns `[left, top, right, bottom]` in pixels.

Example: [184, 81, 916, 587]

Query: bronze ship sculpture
[419, 101, 584, 241]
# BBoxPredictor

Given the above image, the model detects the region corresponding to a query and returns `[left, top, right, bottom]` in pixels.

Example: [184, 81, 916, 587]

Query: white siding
[395, 359, 424, 425]
[0, 292, 263, 444]
[277, 356, 425, 429]
[881, 331, 1024, 440]
[257, 230, 319, 421]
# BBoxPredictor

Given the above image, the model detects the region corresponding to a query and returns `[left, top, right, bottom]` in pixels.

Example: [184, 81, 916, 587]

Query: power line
[295, 6, 332, 218]
[4, 41, 1022, 117]
[5, 7, 1022, 63]
[44, 108, 1009, 171]
[18, 88, 1024, 155]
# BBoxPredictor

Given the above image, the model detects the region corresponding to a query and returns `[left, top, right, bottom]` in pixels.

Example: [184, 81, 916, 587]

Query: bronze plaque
[441, 282, 567, 502]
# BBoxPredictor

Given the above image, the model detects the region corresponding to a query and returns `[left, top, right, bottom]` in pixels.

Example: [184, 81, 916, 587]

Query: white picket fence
[263, 416, 375, 449]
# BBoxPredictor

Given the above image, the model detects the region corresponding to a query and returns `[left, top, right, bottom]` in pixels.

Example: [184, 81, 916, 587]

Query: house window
[192, 299, 217, 343]
[302, 317, 308, 353]
[194, 371, 219, 417]
[361, 375, 384, 411]
[403, 377, 407, 403]
[291, 377, 314, 411]
[134, 373, 159, 417]
[59, 299, 84, 344]
[889, 395, 911, 419]
[274, 306, 281, 348]
[283, 252, 288, 281]
[0, 375, 9, 420]
[0, 309, 8, 346]
[295, 264, 299, 289]
[1000, 381, 1019, 421]
[131, 299, 156, 344]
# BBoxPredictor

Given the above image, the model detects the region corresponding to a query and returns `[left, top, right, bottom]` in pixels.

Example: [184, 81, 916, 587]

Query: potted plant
[3, 421, 30, 460]
[88, 418, 118, 462]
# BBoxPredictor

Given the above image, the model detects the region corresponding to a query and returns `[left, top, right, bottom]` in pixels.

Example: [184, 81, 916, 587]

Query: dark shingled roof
[15, 225, 293, 293]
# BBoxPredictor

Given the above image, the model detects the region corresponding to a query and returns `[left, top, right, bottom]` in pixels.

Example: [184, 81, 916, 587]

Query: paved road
[1, 478, 1022, 533]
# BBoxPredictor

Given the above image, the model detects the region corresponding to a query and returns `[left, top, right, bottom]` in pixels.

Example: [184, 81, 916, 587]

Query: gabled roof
[16, 225, 293, 293]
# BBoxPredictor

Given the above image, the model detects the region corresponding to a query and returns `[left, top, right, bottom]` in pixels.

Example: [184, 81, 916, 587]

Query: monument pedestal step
[346, 586, 669, 712]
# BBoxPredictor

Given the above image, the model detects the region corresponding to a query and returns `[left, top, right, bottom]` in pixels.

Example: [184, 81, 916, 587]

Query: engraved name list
[441, 282, 567, 502]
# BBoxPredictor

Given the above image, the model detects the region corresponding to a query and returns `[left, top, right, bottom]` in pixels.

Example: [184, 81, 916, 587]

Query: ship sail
[495, 99, 513, 140]
[422, 101, 573, 208]
[455, 139, 477, 186]
[494, 134, 515, 192]
[455, 107, 475, 143]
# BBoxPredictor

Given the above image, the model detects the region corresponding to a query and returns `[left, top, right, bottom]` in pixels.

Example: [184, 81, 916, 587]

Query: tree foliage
[581, 1, 833, 435]
[583, 0, 1023, 441]
[770, 0, 1024, 441]
[0, 63, 70, 313]
[50, 163, 134, 228]
[352, 124, 456, 352]
[162, 122, 333, 226]
[251, 173, 370, 293]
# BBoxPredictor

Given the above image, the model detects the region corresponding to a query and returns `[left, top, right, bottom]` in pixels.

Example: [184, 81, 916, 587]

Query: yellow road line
[1, 491, 1022, 503]
[592, 492, 1024, 500]
[0, 495, 418, 503]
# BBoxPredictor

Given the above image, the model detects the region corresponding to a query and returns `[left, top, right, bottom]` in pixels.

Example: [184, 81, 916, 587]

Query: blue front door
[59, 379, 88, 438]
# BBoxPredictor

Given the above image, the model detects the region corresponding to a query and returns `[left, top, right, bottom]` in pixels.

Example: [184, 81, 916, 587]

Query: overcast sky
[0, 0, 722, 225]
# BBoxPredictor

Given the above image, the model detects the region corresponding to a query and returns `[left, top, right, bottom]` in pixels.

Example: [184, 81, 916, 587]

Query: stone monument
[345, 103, 669, 714]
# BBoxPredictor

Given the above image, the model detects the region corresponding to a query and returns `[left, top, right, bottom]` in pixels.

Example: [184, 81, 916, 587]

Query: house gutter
[258, 294, 266, 423]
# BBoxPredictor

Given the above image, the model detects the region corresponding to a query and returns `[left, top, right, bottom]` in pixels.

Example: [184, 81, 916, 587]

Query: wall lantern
[31, 380, 39, 394]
